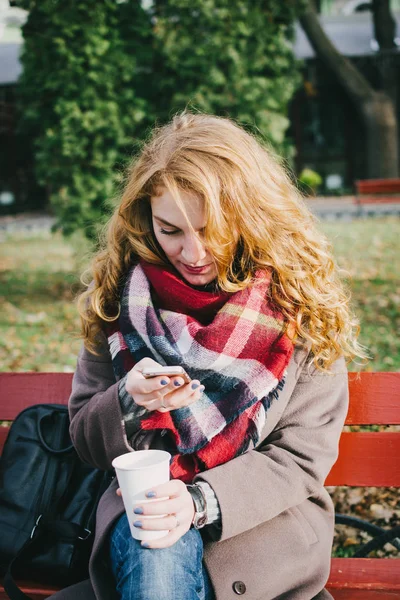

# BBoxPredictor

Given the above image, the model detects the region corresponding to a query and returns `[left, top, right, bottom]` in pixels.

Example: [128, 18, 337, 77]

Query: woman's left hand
[116, 479, 195, 548]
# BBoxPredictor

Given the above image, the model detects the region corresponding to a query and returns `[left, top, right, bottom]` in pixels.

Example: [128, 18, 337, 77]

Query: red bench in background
[0, 372, 399, 599]
[355, 178, 400, 206]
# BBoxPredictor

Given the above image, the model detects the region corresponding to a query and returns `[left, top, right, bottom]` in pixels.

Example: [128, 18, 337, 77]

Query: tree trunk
[362, 93, 399, 179]
[371, 0, 398, 107]
[300, 1, 399, 178]
[372, 0, 397, 50]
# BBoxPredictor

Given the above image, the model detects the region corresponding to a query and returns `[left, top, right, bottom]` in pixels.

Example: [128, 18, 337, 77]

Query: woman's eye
[160, 228, 180, 236]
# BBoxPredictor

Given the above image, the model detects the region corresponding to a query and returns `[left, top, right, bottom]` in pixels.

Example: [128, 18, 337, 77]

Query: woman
[52, 112, 365, 600]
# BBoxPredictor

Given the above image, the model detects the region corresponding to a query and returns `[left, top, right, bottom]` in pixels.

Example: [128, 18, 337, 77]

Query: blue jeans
[109, 513, 216, 600]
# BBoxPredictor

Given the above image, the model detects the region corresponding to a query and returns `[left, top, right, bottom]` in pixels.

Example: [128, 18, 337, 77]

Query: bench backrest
[0, 372, 399, 486]
[0, 373, 72, 455]
[356, 178, 400, 195]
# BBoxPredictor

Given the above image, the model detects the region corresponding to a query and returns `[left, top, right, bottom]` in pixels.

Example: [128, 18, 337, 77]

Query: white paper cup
[112, 450, 171, 541]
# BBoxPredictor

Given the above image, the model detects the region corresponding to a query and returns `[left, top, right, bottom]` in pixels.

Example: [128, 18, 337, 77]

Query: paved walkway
[0, 197, 399, 237]
[306, 195, 400, 221]
[0, 212, 56, 237]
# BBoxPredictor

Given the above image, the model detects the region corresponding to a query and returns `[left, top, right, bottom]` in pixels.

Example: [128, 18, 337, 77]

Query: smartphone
[142, 366, 192, 384]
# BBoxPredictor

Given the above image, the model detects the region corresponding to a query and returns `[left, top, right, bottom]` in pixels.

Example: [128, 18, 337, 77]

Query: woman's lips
[181, 263, 211, 274]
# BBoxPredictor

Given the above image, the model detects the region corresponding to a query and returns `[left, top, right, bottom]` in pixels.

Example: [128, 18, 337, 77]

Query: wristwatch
[186, 484, 208, 529]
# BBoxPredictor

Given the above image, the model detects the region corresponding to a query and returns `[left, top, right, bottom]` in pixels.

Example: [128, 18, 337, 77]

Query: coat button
[233, 581, 246, 595]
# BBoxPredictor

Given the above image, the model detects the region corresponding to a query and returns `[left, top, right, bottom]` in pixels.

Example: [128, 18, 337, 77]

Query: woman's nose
[181, 233, 207, 264]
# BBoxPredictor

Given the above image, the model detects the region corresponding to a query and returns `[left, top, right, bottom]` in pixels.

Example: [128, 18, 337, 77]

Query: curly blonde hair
[78, 110, 366, 372]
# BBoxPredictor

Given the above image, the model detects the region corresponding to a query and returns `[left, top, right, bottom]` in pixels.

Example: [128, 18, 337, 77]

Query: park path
[306, 195, 400, 221]
[0, 197, 399, 237]
[0, 212, 56, 237]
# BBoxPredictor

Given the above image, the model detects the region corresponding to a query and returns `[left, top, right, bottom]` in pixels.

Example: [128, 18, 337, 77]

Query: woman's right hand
[125, 357, 204, 413]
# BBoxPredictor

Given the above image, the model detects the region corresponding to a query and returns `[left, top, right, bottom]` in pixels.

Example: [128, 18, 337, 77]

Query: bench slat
[0, 579, 60, 599]
[330, 592, 400, 599]
[1, 560, 399, 599]
[2, 430, 399, 486]
[326, 432, 400, 486]
[0, 372, 399, 424]
[328, 558, 400, 590]
[0, 373, 72, 419]
[0, 593, 54, 600]
[0, 582, 59, 600]
[347, 373, 400, 425]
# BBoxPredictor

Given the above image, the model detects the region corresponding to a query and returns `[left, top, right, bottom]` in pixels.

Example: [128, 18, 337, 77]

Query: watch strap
[186, 484, 208, 529]
[195, 481, 221, 525]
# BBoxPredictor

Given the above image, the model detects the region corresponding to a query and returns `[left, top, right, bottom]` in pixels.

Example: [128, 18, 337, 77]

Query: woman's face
[150, 187, 217, 286]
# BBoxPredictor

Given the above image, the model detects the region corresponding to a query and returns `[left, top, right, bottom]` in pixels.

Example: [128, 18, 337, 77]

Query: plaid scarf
[107, 260, 294, 482]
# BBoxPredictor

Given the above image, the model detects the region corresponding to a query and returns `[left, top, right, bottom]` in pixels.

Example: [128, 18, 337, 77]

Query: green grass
[0, 232, 90, 371]
[321, 217, 400, 371]
[0, 217, 399, 372]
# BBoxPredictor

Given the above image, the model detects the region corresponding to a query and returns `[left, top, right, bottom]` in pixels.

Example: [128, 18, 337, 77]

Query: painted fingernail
[199, 385, 205, 392]
[146, 491, 156, 498]
[133, 520, 142, 528]
[160, 379, 168, 386]
[133, 507, 143, 514]
[191, 383, 200, 390]
[142, 542, 150, 548]
[174, 380, 181, 386]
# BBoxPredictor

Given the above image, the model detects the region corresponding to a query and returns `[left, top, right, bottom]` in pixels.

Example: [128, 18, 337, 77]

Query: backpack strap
[3, 516, 92, 600]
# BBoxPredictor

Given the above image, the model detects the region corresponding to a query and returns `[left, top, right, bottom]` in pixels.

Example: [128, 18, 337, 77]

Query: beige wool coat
[50, 334, 349, 600]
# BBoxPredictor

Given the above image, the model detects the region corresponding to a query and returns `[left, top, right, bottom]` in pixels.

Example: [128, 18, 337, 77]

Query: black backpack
[0, 404, 112, 599]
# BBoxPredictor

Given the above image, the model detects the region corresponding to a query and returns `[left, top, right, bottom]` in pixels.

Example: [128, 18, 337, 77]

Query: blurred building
[0, 1, 43, 214]
[290, 0, 400, 193]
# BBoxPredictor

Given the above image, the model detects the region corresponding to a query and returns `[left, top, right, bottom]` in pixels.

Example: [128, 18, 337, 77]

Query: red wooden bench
[0, 372, 399, 599]
[355, 178, 400, 205]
